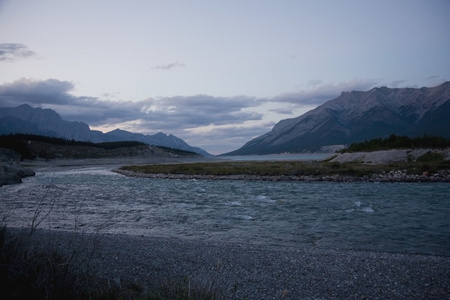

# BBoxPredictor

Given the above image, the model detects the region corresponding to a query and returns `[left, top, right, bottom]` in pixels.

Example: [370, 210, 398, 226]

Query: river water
[1, 165, 449, 256]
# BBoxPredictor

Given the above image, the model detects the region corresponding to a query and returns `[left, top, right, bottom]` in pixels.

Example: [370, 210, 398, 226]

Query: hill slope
[0, 104, 211, 156]
[0, 134, 201, 160]
[224, 82, 450, 155]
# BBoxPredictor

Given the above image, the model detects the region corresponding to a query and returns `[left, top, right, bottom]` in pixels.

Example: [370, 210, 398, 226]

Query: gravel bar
[114, 168, 450, 183]
[22, 229, 450, 299]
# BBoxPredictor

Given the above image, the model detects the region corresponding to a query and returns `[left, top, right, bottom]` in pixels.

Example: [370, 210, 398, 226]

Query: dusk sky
[1, 1, 449, 154]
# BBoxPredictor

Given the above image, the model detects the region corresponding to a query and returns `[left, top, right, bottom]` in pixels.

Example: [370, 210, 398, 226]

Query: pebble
[18, 228, 450, 300]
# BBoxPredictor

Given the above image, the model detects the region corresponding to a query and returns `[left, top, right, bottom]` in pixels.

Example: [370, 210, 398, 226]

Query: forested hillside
[342, 135, 450, 153]
[0, 134, 199, 160]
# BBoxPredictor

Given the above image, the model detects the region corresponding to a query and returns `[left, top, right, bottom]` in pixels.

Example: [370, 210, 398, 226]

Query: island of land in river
[115, 148, 450, 183]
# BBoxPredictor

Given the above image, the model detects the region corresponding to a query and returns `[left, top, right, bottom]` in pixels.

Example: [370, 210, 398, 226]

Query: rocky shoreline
[18, 228, 450, 299]
[0, 148, 35, 187]
[113, 168, 450, 183]
[330, 148, 450, 164]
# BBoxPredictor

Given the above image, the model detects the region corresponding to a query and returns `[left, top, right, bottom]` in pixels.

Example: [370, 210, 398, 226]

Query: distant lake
[219, 153, 334, 161]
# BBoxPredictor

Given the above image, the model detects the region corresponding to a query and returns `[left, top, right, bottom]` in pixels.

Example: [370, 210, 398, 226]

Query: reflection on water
[1, 166, 449, 256]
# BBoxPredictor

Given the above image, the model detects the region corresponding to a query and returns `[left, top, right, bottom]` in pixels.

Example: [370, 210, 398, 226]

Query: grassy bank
[119, 154, 450, 178]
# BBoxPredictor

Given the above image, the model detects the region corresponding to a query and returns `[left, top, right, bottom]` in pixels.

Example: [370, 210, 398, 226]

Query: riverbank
[0, 148, 35, 186]
[2, 157, 449, 298]
[21, 156, 221, 169]
[112, 148, 450, 182]
[331, 148, 450, 164]
[8, 228, 450, 299]
[3, 147, 449, 184]
[114, 168, 450, 182]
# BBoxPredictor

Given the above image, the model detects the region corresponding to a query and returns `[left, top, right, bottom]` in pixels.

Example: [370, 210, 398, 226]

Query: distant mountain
[0, 104, 95, 140]
[100, 129, 210, 157]
[224, 81, 450, 155]
[0, 104, 211, 157]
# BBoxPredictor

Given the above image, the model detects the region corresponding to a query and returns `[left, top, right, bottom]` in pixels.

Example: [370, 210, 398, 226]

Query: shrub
[343, 134, 450, 153]
[0, 227, 83, 299]
[416, 152, 445, 163]
[0, 227, 227, 299]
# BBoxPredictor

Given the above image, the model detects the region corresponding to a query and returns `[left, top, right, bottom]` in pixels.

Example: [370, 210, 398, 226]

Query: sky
[0, 0, 449, 155]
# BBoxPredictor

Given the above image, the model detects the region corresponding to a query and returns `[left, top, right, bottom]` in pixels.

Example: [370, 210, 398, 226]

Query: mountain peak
[224, 81, 450, 155]
[0, 105, 212, 157]
[17, 103, 33, 109]
[107, 128, 126, 134]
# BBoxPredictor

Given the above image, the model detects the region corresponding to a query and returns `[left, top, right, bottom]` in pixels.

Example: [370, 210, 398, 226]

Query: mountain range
[225, 81, 450, 155]
[2, 82, 449, 157]
[0, 104, 211, 157]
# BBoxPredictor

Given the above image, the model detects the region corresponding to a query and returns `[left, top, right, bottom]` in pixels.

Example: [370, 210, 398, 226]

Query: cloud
[0, 78, 262, 132]
[423, 75, 448, 88]
[151, 62, 185, 70]
[425, 75, 439, 81]
[0, 78, 270, 154]
[269, 107, 295, 115]
[390, 79, 407, 87]
[0, 78, 76, 104]
[0, 77, 397, 154]
[180, 122, 277, 154]
[270, 79, 379, 106]
[138, 94, 261, 127]
[0, 43, 36, 61]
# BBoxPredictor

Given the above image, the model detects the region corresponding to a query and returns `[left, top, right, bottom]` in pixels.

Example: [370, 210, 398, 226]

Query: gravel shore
[6, 155, 450, 298]
[22, 228, 450, 299]
[114, 168, 450, 182]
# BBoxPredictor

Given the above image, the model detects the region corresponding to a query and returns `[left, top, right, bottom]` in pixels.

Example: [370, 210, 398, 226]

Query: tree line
[0, 133, 198, 160]
[342, 134, 450, 153]
[0, 133, 147, 159]
[0, 133, 146, 148]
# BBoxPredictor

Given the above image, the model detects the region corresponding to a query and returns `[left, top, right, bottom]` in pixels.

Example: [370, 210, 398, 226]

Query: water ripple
[1, 166, 449, 256]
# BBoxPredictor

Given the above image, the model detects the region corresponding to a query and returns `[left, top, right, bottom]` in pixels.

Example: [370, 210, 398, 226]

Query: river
[1, 165, 449, 256]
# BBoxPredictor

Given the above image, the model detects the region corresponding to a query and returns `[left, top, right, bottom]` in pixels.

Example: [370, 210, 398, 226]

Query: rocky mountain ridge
[225, 81, 450, 155]
[0, 104, 211, 156]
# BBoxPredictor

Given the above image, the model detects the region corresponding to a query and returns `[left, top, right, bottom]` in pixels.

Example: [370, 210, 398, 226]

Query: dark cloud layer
[0, 43, 36, 61]
[271, 79, 378, 106]
[0, 78, 261, 132]
[0, 78, 74, 104]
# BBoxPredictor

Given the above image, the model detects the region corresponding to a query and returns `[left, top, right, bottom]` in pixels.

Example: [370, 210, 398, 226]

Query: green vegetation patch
[416, 152, 445, 162]
[156, 146, 199, 156]
[94, 141, 147, 149]
[0, 134, 146, 149]
[343, 134, 450, 153]
[0, 134, 198, 160]
[0, 134, 150, 160]
[121, 158, 450, 178]
[122, 161, 321, 176]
